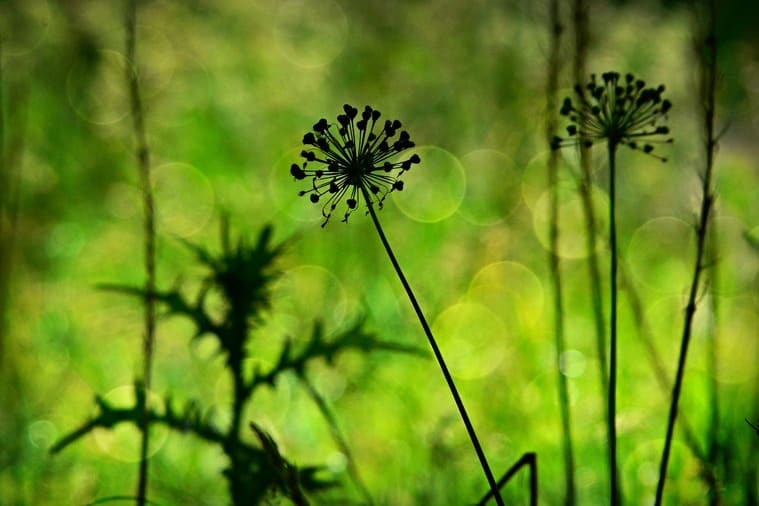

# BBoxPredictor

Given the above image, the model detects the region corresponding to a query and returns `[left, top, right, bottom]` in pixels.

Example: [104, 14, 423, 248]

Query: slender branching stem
[125, 1, 156, 504]
[300, 375, 375, 506]
[619, 258, 715, 469]
[706, 226, 721, 506]
[654, 0, 717, 503]
[701, 4, 721, 504]
[608, 141, 620, 506]
[359, 184, 504, 506]
[546, 1, 576, 504]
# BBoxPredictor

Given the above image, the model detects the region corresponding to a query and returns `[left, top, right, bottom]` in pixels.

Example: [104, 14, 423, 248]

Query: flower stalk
[361, 184, 503, 505]
[553, 72, 672, 505]
[292, 104, 503, 504]
[608, 140, 620, 505]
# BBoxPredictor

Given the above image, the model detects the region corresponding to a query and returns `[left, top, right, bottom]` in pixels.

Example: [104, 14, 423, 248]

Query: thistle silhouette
[292, 104, 505, 505]
[553, 72, 672, 506]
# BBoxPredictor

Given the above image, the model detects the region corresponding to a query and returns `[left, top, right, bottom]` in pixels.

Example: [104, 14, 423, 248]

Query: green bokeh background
[1, 0, 757, 504]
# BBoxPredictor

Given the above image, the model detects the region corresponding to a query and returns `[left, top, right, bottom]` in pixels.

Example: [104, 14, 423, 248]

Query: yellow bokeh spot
[468, 261, 545, 337]
[152, 162, 215, 238]
[458, 149, 520, 226]
[532, 185, 608, 259]
[92, 385, 169, 462]
[627, 217, 695, 294]
[432, 302, 508, 380]
[392, 145, 465, 223]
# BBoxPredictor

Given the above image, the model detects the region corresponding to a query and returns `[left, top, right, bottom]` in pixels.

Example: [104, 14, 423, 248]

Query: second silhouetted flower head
[290, 104, 421, 227]
[552, 71, 673, 160]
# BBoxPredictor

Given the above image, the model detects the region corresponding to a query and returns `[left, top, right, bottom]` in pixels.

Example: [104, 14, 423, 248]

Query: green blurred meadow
[0, 0, 757, 504]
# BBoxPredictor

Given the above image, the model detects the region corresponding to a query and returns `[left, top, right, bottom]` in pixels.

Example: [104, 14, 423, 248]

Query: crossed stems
[359, 184, 505, 506]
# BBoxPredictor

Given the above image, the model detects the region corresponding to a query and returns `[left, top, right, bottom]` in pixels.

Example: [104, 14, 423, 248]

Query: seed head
[551, 72, 673, 161]
[291, 104, 421, 226]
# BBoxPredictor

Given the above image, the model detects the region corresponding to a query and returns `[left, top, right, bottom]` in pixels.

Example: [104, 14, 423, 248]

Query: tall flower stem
[607, 141, 620, 506]
[360, 184, 504, 506]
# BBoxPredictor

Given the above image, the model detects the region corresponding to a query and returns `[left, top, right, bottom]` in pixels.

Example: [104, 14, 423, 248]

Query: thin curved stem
[125, 1, 157, 504]
[608, 141, 620, 506]
[300, 374, 375, 506]
[655, 1, 718, 502]
[360, 185, 504, 506]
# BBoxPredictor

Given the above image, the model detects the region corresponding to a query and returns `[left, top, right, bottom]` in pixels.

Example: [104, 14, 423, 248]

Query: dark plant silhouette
[475, 452, 538, 506]
[554, 71, 672, 505]
[123, 1, 157, 504]
[52, 223, 423, 505]
[653, 2, 716, 502]
[291, 104, 505, 505]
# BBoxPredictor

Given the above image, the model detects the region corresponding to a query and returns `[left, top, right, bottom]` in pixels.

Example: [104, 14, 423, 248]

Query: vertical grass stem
[125, 1, 156, 504]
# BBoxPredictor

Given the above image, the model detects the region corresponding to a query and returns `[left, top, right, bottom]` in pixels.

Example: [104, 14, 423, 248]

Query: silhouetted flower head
[552, 72, 673, 161]
[291, 104, 420, 226]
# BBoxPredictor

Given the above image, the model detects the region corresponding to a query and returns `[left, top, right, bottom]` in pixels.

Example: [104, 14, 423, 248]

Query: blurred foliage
[0, 0, 757, 504]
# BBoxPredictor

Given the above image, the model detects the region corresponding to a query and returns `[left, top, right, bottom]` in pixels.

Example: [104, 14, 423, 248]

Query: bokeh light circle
[133, 23, 177, 100]
[150, 57, 212, 128]
[532, 185, 608, 259]
[28, 420, 58, 450]
[273, 0, 348, 68]
[106, 182, 142, 219]
[152, 162, 215, 238]
[67, 50, 132, 125]
[560, 349, 587, 378]
[467, 261, 545, 337]
[92, 385, 169, 462]
[0, 0, 50, 56]
[710, 216, 759, 296]
[326, 451, 348, 473]
[458, 149, 521, 226]
[624, 439, 704, 503]
[266, 265, 357, 343]
[627, 217, 695, 294]
[392, 145, 466, 223]
[710, 306, 758, 384]
[431, 302, 507, 380]
[520, 149, 579, 212]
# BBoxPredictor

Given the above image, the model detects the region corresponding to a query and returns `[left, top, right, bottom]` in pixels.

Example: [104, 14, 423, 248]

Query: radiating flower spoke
[291, 104, 421, 226]
[552, 72, 672, 160]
